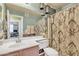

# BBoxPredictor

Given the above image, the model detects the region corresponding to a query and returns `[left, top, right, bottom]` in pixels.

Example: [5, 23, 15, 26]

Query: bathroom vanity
[0, 36, 48, 56]
[1, 45, 39, 56]
[0, 39, 39, 56]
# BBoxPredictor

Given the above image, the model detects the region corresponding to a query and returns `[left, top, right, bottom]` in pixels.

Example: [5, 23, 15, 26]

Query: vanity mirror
[0, 4, 4, 40]
[7, 10, 23, 39]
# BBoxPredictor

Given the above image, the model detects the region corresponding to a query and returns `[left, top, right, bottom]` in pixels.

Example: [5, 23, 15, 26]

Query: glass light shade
[41, 13, 45, 16]
[40, 3, 45, 10]
[45, 5, 50, 14]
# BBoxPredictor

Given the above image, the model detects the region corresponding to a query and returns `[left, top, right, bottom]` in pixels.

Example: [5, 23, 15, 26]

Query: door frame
[7, 10, 23, 39]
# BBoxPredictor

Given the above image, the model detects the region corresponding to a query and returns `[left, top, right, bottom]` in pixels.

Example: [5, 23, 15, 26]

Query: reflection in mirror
[10, 22, 19, 37]
[23, 25, 35, 37]
[0, 4, 3, 40]
[7, 14, 23, 39]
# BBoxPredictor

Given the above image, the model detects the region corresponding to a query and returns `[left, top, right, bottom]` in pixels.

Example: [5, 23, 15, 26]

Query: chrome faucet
[16, 35, 21, 43]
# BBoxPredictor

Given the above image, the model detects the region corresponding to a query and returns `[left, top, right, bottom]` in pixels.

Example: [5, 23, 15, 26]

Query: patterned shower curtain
[48, 4, 79, 56]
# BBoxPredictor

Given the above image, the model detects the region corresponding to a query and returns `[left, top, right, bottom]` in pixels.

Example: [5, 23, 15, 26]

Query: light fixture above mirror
[40, 3, 56, 16]
[40, 3, 45, 10]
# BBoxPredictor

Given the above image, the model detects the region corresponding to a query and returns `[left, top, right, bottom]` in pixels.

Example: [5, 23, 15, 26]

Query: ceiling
[6, 3, 41, 16]
[25, 3, 71, 14]
[6, 3, 70, 16]
[46, 3, 69, 9]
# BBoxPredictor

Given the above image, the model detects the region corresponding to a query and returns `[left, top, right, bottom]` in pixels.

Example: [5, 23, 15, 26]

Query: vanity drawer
[22, 46, 39, 56]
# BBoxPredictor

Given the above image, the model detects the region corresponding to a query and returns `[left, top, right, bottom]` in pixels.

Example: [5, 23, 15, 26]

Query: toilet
[44, 47, 58, 56]
[36, 38, 58, 56]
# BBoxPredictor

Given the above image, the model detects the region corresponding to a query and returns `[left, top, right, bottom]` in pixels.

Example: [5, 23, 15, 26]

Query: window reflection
[10, 22, 19, 37]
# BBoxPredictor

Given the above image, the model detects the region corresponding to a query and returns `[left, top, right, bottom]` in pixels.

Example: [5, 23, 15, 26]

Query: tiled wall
[48, 4, 79, 56]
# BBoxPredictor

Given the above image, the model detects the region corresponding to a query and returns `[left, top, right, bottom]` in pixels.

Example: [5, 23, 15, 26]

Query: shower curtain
[48, 4, 79, 56]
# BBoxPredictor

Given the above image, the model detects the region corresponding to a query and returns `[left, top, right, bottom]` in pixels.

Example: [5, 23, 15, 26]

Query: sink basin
[0, 42, 16, 48]
[0, 39, 37, 49]
[8, 43, 26, 48]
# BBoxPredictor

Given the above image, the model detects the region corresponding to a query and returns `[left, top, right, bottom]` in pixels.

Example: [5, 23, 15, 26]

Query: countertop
[0, 39, 39, 56]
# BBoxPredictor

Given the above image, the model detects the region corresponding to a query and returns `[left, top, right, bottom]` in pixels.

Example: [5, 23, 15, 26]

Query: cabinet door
[6, 52, 19, 56]
[22, 46, 39, 56]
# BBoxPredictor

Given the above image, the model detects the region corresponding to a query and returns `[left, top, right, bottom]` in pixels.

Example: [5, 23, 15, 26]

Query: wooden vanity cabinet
[21, 45, 39, 56]
[3, 45, 39, 56]
[6, 52, 19, 56]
